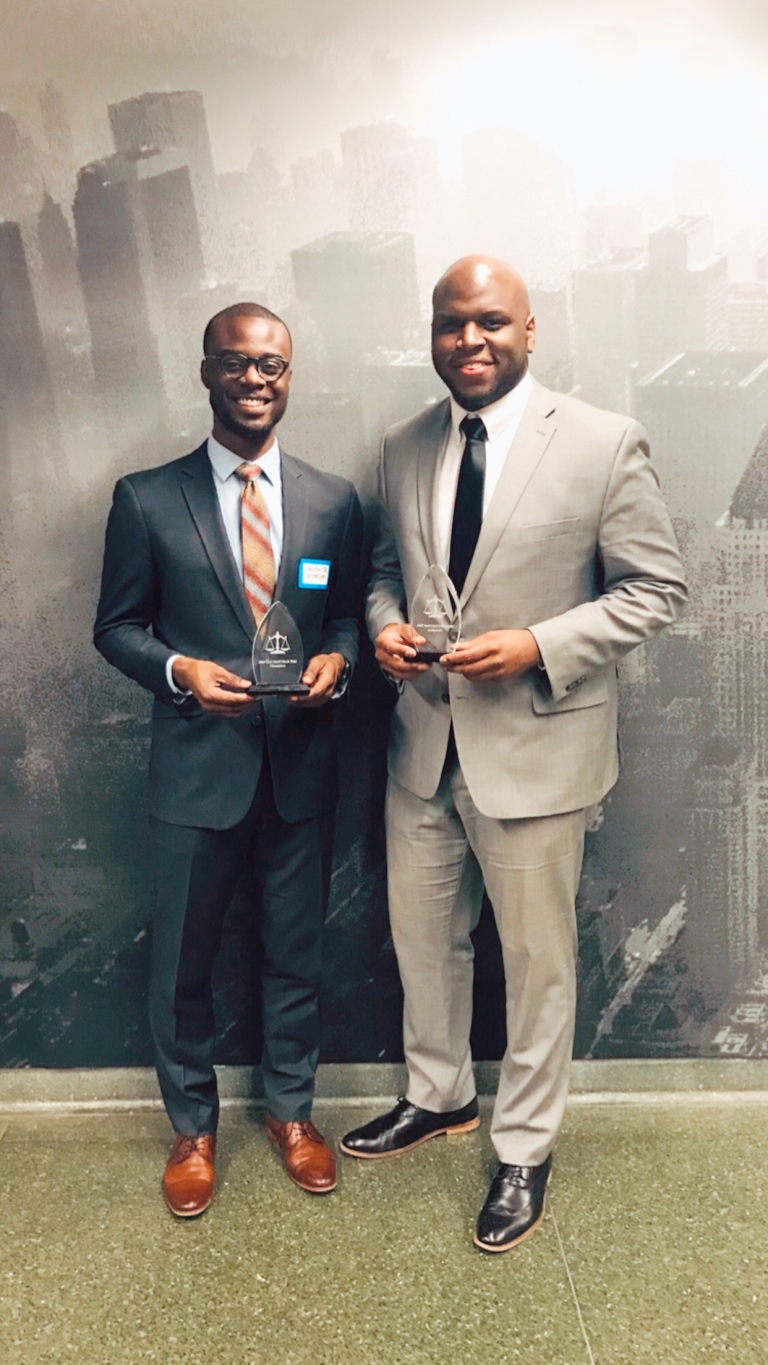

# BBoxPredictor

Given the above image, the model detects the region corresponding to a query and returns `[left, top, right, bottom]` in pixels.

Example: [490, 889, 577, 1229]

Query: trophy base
[412, 650, 445, 664]
[247, 682, 311, 697]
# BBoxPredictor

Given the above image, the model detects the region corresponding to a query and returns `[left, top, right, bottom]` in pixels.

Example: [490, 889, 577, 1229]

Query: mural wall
[3, 0, 768, 1068]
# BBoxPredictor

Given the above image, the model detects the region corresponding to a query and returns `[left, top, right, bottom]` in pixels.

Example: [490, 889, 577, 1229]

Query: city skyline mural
[2, 0, 768, 1068]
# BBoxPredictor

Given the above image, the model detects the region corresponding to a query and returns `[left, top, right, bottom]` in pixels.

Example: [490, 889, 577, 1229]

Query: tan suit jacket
[367, 380, 687, 820]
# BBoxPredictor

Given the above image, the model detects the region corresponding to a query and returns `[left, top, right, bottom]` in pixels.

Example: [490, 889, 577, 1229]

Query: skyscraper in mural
[291, 230, 421, 378]
[574, 248, 645, 414]
[636, 217, 728, 375]
[109, 90, 220, 273]
[74, 154, 168, 442]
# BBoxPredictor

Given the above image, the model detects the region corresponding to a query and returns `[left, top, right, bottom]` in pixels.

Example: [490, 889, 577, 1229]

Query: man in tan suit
[341, 256, 687, 1251]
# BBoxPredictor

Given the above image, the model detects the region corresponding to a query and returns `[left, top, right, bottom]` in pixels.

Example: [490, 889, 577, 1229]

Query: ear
[200, 357, 211, 391]
[526, 313, 536, 354]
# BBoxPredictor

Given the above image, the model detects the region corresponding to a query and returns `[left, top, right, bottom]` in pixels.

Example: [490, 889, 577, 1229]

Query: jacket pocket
[514, 518, 580, 542]
[153, 698, 206, 721]
[531, 670, 609, 714]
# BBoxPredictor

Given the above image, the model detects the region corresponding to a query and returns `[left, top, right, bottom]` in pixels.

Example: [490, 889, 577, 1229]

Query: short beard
[209, 391, 274, 442]
[441, 362, 528, 412]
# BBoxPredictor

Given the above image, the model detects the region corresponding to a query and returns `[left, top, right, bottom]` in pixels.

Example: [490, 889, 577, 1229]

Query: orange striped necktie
[235, 462, 276, 626]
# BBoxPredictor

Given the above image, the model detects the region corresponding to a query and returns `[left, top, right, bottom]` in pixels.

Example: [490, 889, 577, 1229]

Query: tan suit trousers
[386, 750, 586, 1167]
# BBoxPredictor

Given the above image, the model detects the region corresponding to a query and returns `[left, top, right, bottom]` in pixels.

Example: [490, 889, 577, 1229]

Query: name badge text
[298, 558, 331, 589]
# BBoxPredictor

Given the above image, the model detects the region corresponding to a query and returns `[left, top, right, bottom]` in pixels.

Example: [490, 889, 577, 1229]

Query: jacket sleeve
[93, 476, 177, 700]
[365, 440, 408, 643]
[318, 482, 364, 669]
[528, 420, 688, 704]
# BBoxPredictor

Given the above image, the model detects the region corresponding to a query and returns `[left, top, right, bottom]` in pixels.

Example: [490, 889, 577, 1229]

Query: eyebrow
[209, 350, 292, 368]
[433, 310, 512, 323]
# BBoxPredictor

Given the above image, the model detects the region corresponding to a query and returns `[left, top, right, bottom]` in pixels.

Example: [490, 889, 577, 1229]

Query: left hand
[441, 630, 541, 681]
[289, 652, 346, 707]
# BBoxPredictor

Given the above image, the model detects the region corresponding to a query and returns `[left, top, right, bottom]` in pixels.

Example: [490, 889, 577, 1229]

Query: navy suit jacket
[94, 442, 363, 828]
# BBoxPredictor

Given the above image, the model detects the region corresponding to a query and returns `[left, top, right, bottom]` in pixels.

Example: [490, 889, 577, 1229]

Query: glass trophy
[249, 601, 311, 696]
[409, 564, 462, 663]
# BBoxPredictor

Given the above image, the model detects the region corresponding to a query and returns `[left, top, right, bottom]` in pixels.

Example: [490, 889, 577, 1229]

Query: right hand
[374, 623, 430, 682]
[171, 657, 255, 716]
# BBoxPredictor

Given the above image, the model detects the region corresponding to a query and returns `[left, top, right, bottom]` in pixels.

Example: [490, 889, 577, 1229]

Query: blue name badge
[298, 558, 331, 590]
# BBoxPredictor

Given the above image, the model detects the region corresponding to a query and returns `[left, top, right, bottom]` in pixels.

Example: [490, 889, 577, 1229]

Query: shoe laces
[285, 1121, 324, 1144]
[496, 1163, 536, 1187]
[174, 1135, 210, 1161]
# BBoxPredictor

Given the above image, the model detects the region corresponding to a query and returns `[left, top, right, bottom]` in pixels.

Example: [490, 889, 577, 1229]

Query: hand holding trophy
[249, 601, 311, 696]
[409, 565, 462, 663]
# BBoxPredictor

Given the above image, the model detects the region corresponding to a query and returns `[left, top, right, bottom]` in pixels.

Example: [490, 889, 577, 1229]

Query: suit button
[441, 692, 450, 704]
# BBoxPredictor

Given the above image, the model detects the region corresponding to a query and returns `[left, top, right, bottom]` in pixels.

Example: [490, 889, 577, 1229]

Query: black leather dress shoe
[340, 1096, 480, 1158]
[474, 1154, 552, 1252]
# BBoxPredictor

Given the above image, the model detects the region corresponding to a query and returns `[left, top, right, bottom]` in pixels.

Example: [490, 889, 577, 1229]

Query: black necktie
[448, 415, 487, 594]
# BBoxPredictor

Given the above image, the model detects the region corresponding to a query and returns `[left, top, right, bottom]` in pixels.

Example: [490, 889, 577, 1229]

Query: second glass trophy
[409, 564, 462, 663]
[249, 601, 311, 696]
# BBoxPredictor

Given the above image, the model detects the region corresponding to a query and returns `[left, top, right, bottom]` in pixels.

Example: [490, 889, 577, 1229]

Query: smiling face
[431, 257, 535, 411]
[201, 313, 292, 456]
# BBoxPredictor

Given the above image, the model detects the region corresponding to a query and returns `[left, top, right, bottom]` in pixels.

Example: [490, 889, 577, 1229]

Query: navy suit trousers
[149, 757, 324, 1135]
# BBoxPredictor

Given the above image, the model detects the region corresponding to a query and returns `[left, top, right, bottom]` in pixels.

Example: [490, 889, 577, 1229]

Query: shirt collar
[207, 432, 281, 486]
[449, 370, 533, 445]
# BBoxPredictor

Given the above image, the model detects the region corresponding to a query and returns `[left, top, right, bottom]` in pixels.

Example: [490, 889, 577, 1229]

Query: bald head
[433, 255, 531, 314]
[431, 255, 535, 411]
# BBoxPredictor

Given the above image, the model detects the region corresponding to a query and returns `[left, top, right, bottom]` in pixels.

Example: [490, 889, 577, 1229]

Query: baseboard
[2, 1058, 768, 1113]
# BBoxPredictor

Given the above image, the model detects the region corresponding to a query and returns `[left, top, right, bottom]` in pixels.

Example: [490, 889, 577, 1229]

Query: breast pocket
[514, 518, 581, 542]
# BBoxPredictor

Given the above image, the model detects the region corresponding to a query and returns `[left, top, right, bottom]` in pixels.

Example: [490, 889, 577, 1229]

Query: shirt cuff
[166, 654, 193, 699]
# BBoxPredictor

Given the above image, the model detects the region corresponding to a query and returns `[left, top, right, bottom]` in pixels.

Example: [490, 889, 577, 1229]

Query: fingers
[376, 651, 430, 680]
[442, 645, 489, 667]
[289, 656, 338, 707]
[400, 624, 427, 651]
[444, 659, 502, 679]
[375, 624, 429, 680]
[215, 668, 254, 693]
[377, 624, 426, 656]
[218, 667, 253, 688]
[299, 662, 323, 689]
[189, 661, 255, 714]
[441, 639, 496, 674]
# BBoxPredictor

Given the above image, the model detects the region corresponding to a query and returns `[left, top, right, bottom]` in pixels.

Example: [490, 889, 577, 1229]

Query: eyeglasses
[205, 351, 290, 381]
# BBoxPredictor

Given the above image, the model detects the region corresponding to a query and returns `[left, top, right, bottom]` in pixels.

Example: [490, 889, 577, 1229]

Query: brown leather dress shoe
[162, 1134, 216, 1218]
[266, 1116, 337, 1193]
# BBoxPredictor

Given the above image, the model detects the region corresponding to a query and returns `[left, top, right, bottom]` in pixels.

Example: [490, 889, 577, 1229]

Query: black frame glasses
[205, 351, 290, 381]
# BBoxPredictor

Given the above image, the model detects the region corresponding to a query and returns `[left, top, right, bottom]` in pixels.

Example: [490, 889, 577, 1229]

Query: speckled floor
[2, 1099, 768, 1364]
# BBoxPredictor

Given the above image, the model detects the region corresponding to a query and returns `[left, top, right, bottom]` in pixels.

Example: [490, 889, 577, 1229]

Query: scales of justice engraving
[265, 628, 290, 655]
[249, 601, 311, 696]
[409, 565, 463, 664]
[422, 594, 450, 622]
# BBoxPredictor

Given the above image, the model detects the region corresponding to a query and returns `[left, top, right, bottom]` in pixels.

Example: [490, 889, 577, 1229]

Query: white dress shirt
[166, 433, 283, 693]
[206, 432, 284, 577]
[437, 370, 533, 563]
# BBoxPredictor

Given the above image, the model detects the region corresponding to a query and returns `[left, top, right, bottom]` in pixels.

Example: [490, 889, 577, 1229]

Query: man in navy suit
[95, 303, 363, 1216]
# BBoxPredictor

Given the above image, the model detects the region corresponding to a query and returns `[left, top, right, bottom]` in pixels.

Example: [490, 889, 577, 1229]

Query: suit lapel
[274, 452, 309, 611]
[460, 382, 558, 607]
[416, 400, 451, 570]
[180, 444, 255, 644]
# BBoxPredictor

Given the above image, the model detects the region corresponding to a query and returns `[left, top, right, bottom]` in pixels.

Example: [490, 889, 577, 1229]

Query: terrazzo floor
[2, 1098, 767, 1364]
